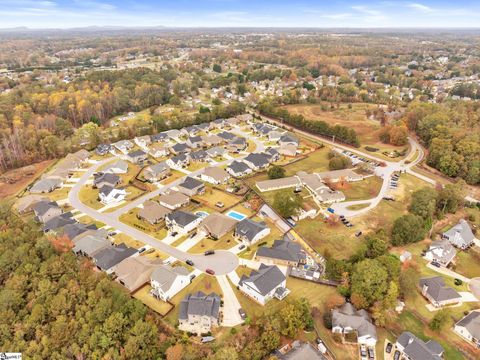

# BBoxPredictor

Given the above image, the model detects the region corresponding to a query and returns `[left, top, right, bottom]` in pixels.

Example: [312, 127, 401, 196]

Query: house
[317, 169, 364, 183]
[206, 146, 226, 158]
[331, 302, 377, 346]
[178, 291, 221, 334]
[71, 149, 90, 164]
[200, 167, 230, 185]
[234, 218, 270, 245]
[442, 219, 476, 249]
[165, 210, 202, 234]
[195, 122, 211, 132]
[210, 118, 226, 129]
[256, 239, 307, 267]
[16, 194, 47, 214]
[181, 125, 199, 137]
[149, 143, 169, 158]
[158, 191, 190, 210]
[98, 185, 127, 205]
[150, 264, 191, 301]
[268, 130, 284, 141]
[43, 212, 76, 233]
[171, 143, 190, 155]
[113, 140, 133, 154]
[33, 200, 62, 224]
[93, 173, 120, 189]
[186, 136, 203, 149]
[236, 114, 253, 123]
[299, 173, 345, 203]
[256, 176, 302, 192]
[137, 201, 171, 224]
[454, 311, 480, 347]
[217, 131, 236, 141]
[30, 177, 63, 193]
[164, 129, 182, 141]
[73, 234, 111, 258]
[400, 251, 412, 263]
[177, 176, 205, 196]
[279, 133, 299, 146]
[62, 222, 97, 242]
[395, 332, 444, 360]
[265, 147, 280, 162]
[276, 341, 325, 360]
[102, 160, 128, 174]
[166, 154, 190, 169]
[190, 150, 209, 162]
[115, 256, 161, 292]
[143, 162, 170, 182]
[199, 213, 237, 239]
[225, 117, 240, 127]
[227, 160, 253, 177]
[92, 243, 138, 274]
[278, 143, 298, 157]
[150, 132, 169, 143]
[424, 239, 457, 267]
[96, 143, 112, 156]
[238, 264, 288, 305]
[134, 135, 152, 149]
[243, 153, 270, 170]
[126, 149, 148, 164]
[227, 136, 247, 152]
[419, 276, 462, 307]
[201, 134, 224, 147]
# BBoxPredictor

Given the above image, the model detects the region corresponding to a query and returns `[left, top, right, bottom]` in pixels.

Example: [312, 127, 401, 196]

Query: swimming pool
[226, 210, 247, 221]
[195, 211, 209, 219]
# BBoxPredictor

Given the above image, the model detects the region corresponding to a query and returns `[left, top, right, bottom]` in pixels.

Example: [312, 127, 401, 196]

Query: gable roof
[159, 191, 189, 208]
[170, 153, 189, 164]
[419, 276, 461, 302]
[138, 201, 171, 223]
[102, 160, 128, 173]
[166, 210, 201, 227]
[228, 160, 251, 174]
[93, 172, 120, 187]
[256, 239, 306, 263]
[178, 176, 204, 190]
[191, 149, 208, 161]
[43, 212, 76, 232]
[73, 234, 111, 256]
[202, 167, 229, 182]
[16, 194, 48, 213]
[244, 153, 270, 168]
[443, 219, 476, 246]
[30, 177, 62, 193]
[456, 311, 480, 339]
[200, 213, 237, 238]
[62, 222, 97, 240]
[332, 302, 377, 340]
[397, 332, 443, 360]
[217, 131, 236, 140]
[33, 200, 60, 217]
[179, 291, 221, 320]
[239, 264, 286, 296]
[151, 264, 190, 293]
[172, 143, 189, 153]
[127, 149, 147, 158]
[145, 161, 170, 176]
[93, 243, 138, 271]
[115, 256, 161, 292]
[235, 218, 268, 241]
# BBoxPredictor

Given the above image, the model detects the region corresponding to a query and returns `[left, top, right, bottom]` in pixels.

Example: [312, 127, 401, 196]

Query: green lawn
[339, 176, 383, 201]
[454, 249, 480, 279]
[282, 147, 331, 176]
[78, 185, 102, 209]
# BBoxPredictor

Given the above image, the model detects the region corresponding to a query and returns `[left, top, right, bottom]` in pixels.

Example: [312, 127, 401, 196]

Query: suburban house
[234, 218, 271, 245]
[217, 131, 236, 141]
[165, 210, 202, 234]
[190, 149, 209, 162]
[442, 219, 476, 249]
[181, 125, 199, 137]
[256, 239, 307, 267]
[265, 147, 280, 162]
[143, 162, 170, 182]
[33, 200, 62, 223]
[102, 160, 128, 174]
[201, 134, 224, 147]
[164, 129, 181, 141]
[43, 212, 76, 233]
[419, 276, 462, 308]
[454, 311, 480, 347]
[93, 172, 120, 189]
[134, 135, 152, 149]
[72, 234, 111, 258]
[113, 140, 133, 154]
[199, 213, 237, 239]
[171, 143, 190, 155]
[166, 154, 190, 169]
[278, 143, 298, 157]
[424, 239, 457, 267]
[227, 160, 253, 177]
[98, 185, 127, 205]
[158, 191, 190, 210]
[279, 133, 299, 146]
[395, 332, 444, 360]
[211, 118, 226, 129]
[71, 227, 108, 244]
[177, 176, 205, 196]
[150, 264, 191, 301]
[30, 177, 63, 193]
[195, 122, 211, 132]
[227, 136, 247, 153]
[267, 130, 284, 142]
[126, 149, 148, 164]
[150, 132, 169, 143]
[238, 264, 288, 305]
[331, 302, 377, 346]
[236, 114, 253, 123]
[299, 173, 346, 204]
[200, 166, 230, 185]
[243, 153, 271, 171]
[186, 136, 203, 149]
[16, 194, 48, 214]
[96, 143, 112, 156]
[137, 201, 172, 225]
[178, 291, 221, 334]
[149, 143, 169, 158]
[62, 222, 97, 242]
[115, 256, 161, 293]
[275, 341, 325, 360]
[206, 146, 226, 158]
[92, 243, 138, 274]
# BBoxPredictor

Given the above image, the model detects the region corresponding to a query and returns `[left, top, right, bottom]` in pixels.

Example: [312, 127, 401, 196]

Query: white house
[234, 218, 270, 245]
[150, 264, 191, 301]
[200, 167, 230, 185]
[454, 311, 480, 347]
[332, 303, 377, 346]
[238, 264, 288, 305]
[98, 186, 127, 205]
[165, 211, 202, 234]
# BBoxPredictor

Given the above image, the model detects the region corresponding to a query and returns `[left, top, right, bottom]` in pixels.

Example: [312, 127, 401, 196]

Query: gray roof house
[256, 239, 307, 266]
[234, 218, 270, 245]
[190, 149, 209, 162]
[43, 212, 76, 233]
[177, 176, 205, 196]
[126, 149, 148, 164]
[206, 146, 226, 158]
[73, 234, 111, 257]
[226, 160, 253, 177]
[171, 143, 190, 155]
[93, 172, 120, 189]
[419, 276, 462, 307]
[217, 131, 236, 141]
[178, 291, 221, 334]
[102, 160, 128, 174]
[165, 210, 202, 234]
[442, 219, 476, 249]
[243, 153, 270, 170]
[15, 194, 48, 214]
[238, 264, 288, 305]
[143, 162, 170, 182]
[424, 239, 457, 267]
[150, 264, 190, 301]
[227, 136, 247, 152]
[92, 243, 138, 274]
[454, 310, 480, 347]
[277, 341, 325, 360]
[33, 200, 62, 224]
[332, 303, 377, 346]
[396, 332, 444, 360]
[166, 154, 190, 169]
[186, 136, 203, 149]
[62, 222, 97, 241]
[265, 147, 280, 162]
[30, 177, 63, 193]
[280, 133, 299, 146]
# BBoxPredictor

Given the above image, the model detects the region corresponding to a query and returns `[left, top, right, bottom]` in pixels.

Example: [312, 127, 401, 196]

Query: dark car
[138, 247, 147, 254]
[186, 259, 194, 266]
[393, 350, 400, 360]
[386, 343, 393, 354]
[189, 274, 196, 281]
[431, 261, 441, 268]
[189, 232, 197, 238]
[239, 244, 246, 250]
[171, 231, 178, 237]
[205, 268, 215, 275]
[238, 308, 247, 320]
[355, 231, 363, 237]
[204, 250, 215, 256]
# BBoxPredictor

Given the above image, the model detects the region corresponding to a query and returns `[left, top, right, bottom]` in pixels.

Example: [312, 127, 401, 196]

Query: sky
[1, 0, 480, 29]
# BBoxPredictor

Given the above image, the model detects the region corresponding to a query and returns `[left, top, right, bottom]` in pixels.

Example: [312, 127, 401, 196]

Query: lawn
[75, 214, 105, 228]
[160, 169, 185, 185]
[77, 185, 102, 209]
[282, 147, 331, 176]
[119, 209, 168, 240]
[112, 232, 145, 249]
[335, 175, 383, 201]
[193, 186, 242, 210]
[46, 186, 72, 202]
[133, 285, 174, 316]
[188, 233, 238, 254]
[452, 249, 480, 279]
[186, 162, 208, 172]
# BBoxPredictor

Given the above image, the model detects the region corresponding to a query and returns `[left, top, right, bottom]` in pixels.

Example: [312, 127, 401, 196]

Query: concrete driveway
[469, 278, 480, 299]
[217, 275, 243, 327]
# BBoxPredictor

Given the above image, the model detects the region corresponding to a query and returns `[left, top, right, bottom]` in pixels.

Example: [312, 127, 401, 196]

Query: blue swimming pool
[226, 210, 247, 221]
[195, 211, 209, 218]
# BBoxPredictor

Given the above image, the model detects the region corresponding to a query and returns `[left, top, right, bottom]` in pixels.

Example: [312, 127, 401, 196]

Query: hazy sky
[1, 0, 480, 28]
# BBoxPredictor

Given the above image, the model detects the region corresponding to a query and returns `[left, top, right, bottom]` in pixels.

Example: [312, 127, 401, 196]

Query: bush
[364, 146, 379, 152]
[268, 165, 286, 179]
[323, 311, 332, 329]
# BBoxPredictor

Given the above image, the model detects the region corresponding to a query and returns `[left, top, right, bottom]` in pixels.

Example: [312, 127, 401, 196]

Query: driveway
[426, 263, 471, 283]
[217, 275, 243, 327]
[469, 278, 480, 299]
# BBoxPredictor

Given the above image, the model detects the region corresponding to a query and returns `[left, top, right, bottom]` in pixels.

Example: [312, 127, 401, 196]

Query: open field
[193, 186, 242, 210]
[333, 175, 383, 201]
[133, 285, 174, 316]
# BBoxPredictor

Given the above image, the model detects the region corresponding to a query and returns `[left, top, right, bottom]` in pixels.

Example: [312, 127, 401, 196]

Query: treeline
[258, 101, 360, 147]
[403, 101, 480, 185]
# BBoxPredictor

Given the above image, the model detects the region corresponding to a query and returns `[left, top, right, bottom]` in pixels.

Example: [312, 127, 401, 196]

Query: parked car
[189, 274, 196, 281]
[239, 244, 246, 250]
[189, 232, 197, 238]
[386, 343, 393, 354]
[355, 231, 363, 237]
[431, 261, 441, 268]
[138, 247, 147, 254]
[171, 231, 178, 237]
[393, 350, 400, 360]
[186, 259, 194, 266]
[204, 250, 215, 256]
[360, 344, 367, 358]
[368, 347, 374, 359]
[215, 201, 225, 208]
[238, 308, 247, 320]
[205, 268, 215, 275]
[346, 223, 353, 228]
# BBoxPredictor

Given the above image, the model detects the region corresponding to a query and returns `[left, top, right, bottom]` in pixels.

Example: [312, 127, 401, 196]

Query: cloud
[407, 3, 434, 13]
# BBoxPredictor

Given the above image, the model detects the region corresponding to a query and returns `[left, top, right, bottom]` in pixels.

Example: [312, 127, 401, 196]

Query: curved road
[68, 127, 264, 275]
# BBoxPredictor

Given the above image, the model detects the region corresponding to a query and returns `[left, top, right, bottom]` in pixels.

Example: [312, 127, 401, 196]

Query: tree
[391, 214, 426, 246]
[365, 230, 389, 258]
[328, 154, 352, 170]
[437, 181, 466, 214]
[429, 309, 450, 331]
[272, 190, 302, 218]
[351, 259, 389, 308]
[409, 187, 438, 221]
[165, 343, 184, 360]
[213, 64, 222, 73]
[268, 165, 286, 179]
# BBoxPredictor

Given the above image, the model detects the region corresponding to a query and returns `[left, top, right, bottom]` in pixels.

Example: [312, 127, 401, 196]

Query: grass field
[78, 185, 102, 209]
[335, 175, 383, 201]
[193, 186, 242, 210]
[133, 285, 174, 316]
[119, 209, 168, 240]
[46, 186, 72, 202]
